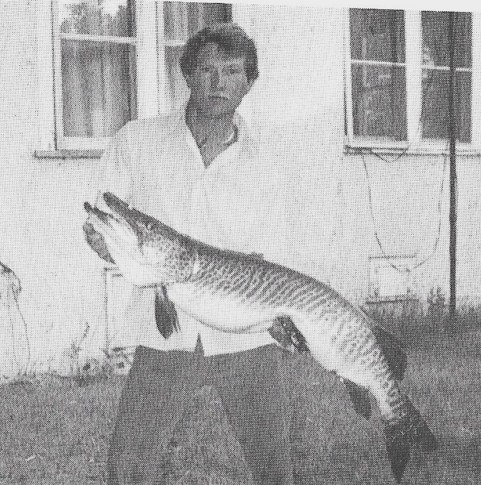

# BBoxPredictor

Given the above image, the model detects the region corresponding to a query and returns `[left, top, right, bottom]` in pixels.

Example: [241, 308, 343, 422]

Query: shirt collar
[172, 104, 250, 143]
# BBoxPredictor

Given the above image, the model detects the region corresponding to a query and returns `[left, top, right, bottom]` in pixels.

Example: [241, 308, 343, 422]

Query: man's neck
[185, 102, 236, 146]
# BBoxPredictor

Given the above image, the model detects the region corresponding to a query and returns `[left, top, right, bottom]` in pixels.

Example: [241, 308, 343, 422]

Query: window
[349, 9, 407, 141]
[421, 12, 472, 143]
[38, 1, 231, 153]
[58, 1, 138, 141]
[345, 9, 475, 150]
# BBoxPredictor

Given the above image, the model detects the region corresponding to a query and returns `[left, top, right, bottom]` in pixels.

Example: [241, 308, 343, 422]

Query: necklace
[197, 125, 238, 150]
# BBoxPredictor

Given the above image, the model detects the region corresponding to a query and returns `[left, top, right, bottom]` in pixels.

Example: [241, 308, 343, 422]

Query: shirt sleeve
[90, 123, 134, 212]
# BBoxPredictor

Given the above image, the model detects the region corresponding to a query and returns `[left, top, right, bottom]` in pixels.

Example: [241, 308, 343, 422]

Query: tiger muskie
[84, 192, 438, 483]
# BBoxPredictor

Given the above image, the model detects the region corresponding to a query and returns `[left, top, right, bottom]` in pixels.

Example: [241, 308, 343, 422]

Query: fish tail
[384, 398, 438, 483]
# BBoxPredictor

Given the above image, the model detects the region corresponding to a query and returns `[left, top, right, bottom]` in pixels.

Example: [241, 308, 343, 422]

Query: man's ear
[184, 73, 193, 89]
[245, 78, 255, 95]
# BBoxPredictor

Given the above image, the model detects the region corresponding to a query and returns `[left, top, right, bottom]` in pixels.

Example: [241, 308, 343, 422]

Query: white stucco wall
[236, 4, 479, 312]
[0, 2, 480, 376]
[0, 1, 106, 375]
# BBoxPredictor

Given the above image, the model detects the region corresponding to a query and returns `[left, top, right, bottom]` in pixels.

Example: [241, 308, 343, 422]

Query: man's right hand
[83, 221, 115, 264]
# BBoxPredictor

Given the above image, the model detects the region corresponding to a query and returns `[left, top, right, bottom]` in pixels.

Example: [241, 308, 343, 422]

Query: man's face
[185, 43, 254, 117]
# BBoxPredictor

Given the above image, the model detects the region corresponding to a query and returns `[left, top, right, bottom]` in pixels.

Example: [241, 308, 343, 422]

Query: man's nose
[210, 69, 225, 89]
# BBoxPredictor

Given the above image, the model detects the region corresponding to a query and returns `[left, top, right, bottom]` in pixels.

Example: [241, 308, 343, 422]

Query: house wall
[239, 4, 481, 311]
[0, 1, 106, 375]
[0, 2, 480, 376]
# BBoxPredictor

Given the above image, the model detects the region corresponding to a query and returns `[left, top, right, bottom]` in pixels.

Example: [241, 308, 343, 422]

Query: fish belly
[167, 282, 278, 333]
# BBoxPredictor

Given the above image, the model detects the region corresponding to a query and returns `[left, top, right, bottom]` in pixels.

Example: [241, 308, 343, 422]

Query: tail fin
[384, 400, 438, 483]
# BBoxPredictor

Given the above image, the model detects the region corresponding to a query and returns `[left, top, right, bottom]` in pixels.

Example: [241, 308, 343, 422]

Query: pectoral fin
[342, 378, 372, 420]
[268, 315, 309, 353]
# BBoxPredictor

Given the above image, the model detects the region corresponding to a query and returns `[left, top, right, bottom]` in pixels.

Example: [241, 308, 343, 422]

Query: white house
[1, 1, 480, 377]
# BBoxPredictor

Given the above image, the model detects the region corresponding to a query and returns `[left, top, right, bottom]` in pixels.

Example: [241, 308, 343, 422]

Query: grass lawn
[0, 328, 480, 484]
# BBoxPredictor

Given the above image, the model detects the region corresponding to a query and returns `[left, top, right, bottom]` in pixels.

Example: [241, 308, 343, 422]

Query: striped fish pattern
[84, 192, 438, 483]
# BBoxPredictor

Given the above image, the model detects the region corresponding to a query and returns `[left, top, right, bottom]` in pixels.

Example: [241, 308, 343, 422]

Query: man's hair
[180, 22, 259, 83]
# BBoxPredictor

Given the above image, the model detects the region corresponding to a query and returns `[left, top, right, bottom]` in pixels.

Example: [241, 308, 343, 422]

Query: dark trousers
[107, 343, 294, 484]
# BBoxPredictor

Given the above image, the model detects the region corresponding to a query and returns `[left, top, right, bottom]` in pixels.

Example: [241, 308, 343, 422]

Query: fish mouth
[104, 192, 169, 238]
[84, 192, 176, 251]
[84, 195, 162, 285]
[102, 192, 142, 235]
[84, 193, 195, 286]
[83, 201, 113, 230]
[85, 192, 156, 241]
[84, 195, 142, 257]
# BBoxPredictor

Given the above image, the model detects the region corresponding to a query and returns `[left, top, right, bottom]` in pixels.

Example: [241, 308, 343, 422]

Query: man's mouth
[208, 94, 229, 101]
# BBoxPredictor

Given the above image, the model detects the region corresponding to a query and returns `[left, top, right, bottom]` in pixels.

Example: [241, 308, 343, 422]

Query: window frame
[344, 9, 481, 153]
[37, 0, 161, 153]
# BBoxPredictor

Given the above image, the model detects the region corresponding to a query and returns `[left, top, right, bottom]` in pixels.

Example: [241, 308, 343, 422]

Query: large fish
[84, 192, 438, 482]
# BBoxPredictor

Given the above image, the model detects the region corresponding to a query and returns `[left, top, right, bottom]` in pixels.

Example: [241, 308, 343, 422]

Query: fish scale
[172, 245, 404, 421]
[84, 192, 438, 483]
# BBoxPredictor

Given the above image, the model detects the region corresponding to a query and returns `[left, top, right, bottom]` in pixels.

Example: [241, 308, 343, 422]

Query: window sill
[344, 144, 481, 157]
[34, 149, 104, 160]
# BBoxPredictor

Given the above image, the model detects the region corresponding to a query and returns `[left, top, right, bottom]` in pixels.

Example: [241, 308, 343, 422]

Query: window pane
[422, 70, 471, 142]
[422, 12, 471, 68]
[422, 11, 472, 142]
[164, 2, 231, 41]
[60, 0, 135, 37]
[350, 9, 405, 63]
[351, 65, 407, 140]
[165, 46, 190, 110]
[61, 40, 137, 137]
[162, 3, 232, 111]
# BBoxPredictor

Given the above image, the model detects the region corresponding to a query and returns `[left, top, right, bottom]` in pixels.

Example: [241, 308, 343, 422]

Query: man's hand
[83, 220, 115, 264]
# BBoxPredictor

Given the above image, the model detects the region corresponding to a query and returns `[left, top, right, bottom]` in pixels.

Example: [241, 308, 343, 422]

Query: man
[84, 23, 294, 484]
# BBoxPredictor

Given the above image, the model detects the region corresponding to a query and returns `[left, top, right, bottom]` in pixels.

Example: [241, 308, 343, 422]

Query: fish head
[84, 193, 197, 286]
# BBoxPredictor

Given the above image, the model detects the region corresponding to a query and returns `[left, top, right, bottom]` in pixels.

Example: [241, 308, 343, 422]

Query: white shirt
[92, 108, 287, 355]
